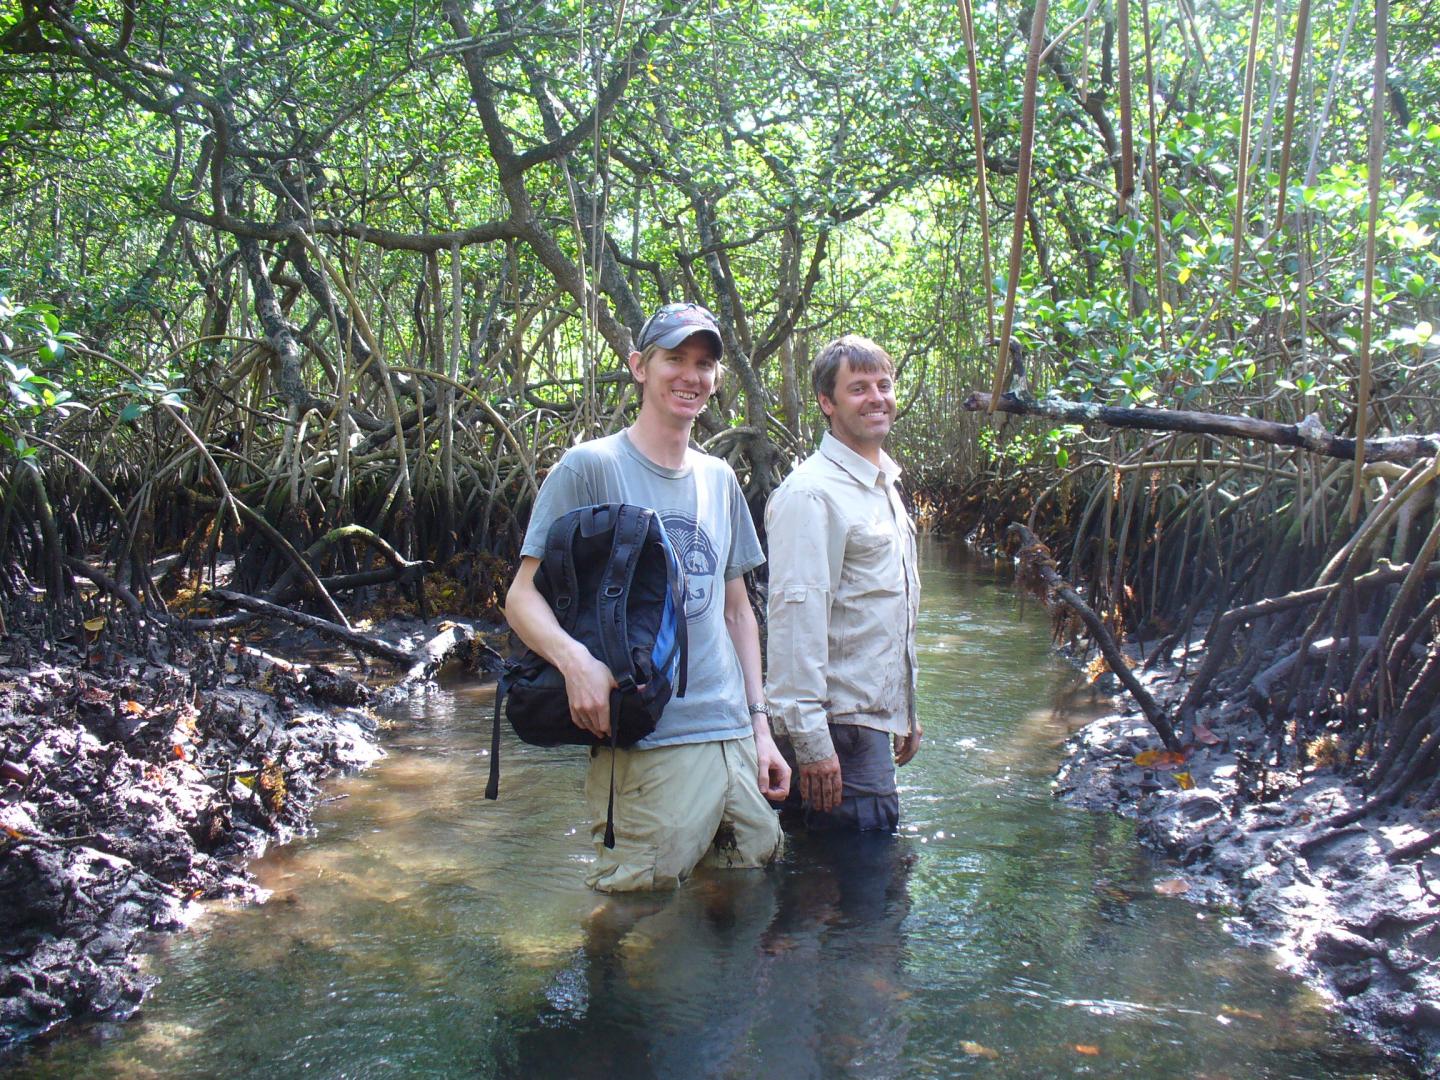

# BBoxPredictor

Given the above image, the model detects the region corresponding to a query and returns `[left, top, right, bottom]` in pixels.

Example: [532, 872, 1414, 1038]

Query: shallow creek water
[7, 541, 1410, 1078]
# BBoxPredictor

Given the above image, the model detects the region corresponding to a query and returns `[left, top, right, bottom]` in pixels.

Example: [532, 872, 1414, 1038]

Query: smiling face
[628, 335, 720, 430]
[819, 355, 896, 456]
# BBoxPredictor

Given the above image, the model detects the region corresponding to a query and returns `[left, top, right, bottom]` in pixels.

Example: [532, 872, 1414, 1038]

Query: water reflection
[497, 832, 916, 1079]
[751, 832, 914, 1077]
[2, 541, 1411, 1079]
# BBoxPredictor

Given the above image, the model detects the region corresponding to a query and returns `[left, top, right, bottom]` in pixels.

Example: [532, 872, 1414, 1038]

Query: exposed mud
[1056, 642, 1439, 1076]
[0, 618, 502, 1054]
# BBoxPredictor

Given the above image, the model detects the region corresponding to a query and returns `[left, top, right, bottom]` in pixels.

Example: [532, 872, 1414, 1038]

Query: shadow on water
[4, 540, 1413, 1078]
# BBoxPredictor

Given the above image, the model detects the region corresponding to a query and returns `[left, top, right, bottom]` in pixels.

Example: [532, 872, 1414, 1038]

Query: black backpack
[485, 503, 688, 846]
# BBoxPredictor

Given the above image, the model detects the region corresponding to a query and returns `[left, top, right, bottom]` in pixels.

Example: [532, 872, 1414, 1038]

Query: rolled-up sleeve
[765, 485, 845, 764]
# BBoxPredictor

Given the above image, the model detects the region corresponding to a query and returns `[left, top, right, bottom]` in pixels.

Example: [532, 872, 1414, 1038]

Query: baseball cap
[636, 302, 723, 358]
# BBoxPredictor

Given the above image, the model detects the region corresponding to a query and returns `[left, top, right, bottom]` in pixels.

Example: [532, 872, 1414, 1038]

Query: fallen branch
[203, 588, 413, 665]
[964, 391, 1440, 465]
[272, 561, 430, 603]
[268, 525, 426, 603]
[1007, 523, 1180, 751]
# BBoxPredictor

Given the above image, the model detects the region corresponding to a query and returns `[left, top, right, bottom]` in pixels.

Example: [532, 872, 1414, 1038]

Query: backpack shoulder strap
[658, 523, 689, 698]
[541, 511, 584, 635]
[596, 504, 650, 690]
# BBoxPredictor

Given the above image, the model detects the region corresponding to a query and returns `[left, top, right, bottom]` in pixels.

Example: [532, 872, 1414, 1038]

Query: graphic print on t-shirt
[659, 509, 719, 619]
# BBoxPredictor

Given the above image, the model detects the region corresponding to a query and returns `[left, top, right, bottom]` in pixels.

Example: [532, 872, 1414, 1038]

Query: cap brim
[652, 326, 723, 356]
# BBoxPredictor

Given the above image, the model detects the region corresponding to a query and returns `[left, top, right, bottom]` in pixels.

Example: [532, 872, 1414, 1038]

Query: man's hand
[754, 727, 791, 800]
[560, 647, 617, 738]
[894, 725, 922, 767]
[798, 753, 843, 812]
[506, 557, 617, 739]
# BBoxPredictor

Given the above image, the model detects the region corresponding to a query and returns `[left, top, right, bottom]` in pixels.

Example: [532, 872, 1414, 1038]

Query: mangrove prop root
[1178, 559, 1440, 724]
[1387, 829, 1440, 865]
[63, 557, 147, 617]
[1302, 702, 1440, 849]
[1006, 523, 1181, 751]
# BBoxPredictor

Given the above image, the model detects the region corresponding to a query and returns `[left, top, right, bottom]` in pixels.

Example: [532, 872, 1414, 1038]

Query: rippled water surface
[7, 542, 1409, 1078]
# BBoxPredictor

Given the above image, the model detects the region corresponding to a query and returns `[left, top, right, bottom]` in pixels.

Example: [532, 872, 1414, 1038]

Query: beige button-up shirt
[764, 432, 920, 765]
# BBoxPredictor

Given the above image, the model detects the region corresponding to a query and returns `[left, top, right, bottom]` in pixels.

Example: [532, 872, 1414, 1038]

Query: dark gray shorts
[803, 723, 900, 833]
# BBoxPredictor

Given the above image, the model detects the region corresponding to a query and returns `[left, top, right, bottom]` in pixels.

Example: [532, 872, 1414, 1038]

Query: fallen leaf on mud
[236, 774, 257, 790]
[1134, 749, 1187, 768]
[1173, 771, 1196, 790]
[961, 1041, 1000, 1059]
[83, 617, 106, 633]
[172, 745, 187, 760]
[1154, 878, 1190, 896]
[4, 826, 27, 840]
[120, 700, 145, 715]
[80, 686, 110, 704]
[1192, 722, 1221, 746]
[1074, 1044, 1101, 1056]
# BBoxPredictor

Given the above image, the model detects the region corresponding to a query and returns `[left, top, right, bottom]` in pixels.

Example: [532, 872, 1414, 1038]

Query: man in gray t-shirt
[505, 303, 790, 892]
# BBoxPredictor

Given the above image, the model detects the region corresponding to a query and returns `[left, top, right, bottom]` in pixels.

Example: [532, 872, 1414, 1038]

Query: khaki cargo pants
[585, 735, 783, 893]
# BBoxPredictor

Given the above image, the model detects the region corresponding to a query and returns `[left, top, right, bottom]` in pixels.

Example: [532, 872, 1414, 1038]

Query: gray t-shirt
[520, 430, 764, 747]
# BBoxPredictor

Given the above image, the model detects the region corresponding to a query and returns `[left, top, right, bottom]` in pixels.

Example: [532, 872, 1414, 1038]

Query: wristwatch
[747, 702, 770, 717]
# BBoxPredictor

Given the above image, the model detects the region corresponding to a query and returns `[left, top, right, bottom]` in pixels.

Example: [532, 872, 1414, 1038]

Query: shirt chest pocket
[842, 525, 902, 597]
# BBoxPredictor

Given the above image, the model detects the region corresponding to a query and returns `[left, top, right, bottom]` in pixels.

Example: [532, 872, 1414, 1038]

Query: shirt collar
[819, 431, 902, 488]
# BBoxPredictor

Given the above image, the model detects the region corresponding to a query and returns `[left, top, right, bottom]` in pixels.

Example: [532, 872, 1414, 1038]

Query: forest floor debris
[0, 616, 504, 1054]
[1056, 641, 1440, 1075]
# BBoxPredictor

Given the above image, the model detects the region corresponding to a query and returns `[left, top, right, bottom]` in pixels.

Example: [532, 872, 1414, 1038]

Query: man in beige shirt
[764, 335, 921, 831]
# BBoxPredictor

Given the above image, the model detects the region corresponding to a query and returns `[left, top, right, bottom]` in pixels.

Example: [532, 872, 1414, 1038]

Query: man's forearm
[505, 564, 592, 676]
[505, 558, 616, 736]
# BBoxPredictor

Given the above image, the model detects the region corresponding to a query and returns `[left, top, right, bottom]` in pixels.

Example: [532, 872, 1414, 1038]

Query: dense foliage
[1, 0, 1438, 813]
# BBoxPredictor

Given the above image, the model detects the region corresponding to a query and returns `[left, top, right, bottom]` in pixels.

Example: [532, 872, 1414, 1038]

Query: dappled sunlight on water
[4, 541, 1411, 1078]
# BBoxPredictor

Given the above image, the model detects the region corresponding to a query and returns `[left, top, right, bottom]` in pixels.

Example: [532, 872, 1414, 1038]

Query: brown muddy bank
[0, 618, 502, 1054]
